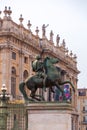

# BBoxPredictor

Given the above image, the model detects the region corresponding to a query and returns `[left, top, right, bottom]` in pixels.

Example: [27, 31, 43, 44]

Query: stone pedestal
[26, 102, 78, 130]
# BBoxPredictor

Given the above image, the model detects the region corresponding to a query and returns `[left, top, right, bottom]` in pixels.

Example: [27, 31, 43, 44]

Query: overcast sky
[0, 0, 87, 88]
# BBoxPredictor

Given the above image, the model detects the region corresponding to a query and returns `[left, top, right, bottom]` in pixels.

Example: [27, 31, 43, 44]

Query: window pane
[12, 52, 16, 60]
[79, 91, 86, 96]
[24, 57, 28, 64]
[11, 77, 16, 98]
[85, 116, 87, 122]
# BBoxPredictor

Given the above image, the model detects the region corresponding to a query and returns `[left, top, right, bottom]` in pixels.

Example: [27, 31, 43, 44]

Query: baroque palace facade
[0, 6, 80, 130]
[0, 7, 79, 106]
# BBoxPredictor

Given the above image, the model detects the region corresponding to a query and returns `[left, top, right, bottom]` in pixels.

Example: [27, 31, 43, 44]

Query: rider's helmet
[36, 55, 41, 60]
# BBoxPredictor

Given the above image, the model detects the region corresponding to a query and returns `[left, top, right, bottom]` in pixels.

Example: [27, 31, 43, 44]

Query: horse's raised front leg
[59, 81, 75, 93]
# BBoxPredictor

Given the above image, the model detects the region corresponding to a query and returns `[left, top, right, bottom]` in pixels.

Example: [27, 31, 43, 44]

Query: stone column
[1, 48, 7, 85]
[19, 50, 24, 82]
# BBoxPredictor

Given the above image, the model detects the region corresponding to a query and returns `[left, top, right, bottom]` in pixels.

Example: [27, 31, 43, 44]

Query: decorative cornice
[0, 44, 13, 50]
[26, 102, 73, 111]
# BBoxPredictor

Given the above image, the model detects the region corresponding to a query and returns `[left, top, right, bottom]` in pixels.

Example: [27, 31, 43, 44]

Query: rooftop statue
[42, 24, 49, 37]
[19, 50, 75, 101]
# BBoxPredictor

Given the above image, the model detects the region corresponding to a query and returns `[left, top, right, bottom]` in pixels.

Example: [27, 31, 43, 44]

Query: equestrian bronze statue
[19, 55, 75, 100]
[19, 56, 75, 101]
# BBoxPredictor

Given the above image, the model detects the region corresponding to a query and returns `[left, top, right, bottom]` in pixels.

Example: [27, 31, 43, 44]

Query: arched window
[11, 67, 16, 98]
[23, 70, 28, 80]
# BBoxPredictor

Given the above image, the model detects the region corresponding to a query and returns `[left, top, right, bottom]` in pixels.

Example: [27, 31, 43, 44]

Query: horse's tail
[19, 82, 29, 100]
[59, 81, 75, 92]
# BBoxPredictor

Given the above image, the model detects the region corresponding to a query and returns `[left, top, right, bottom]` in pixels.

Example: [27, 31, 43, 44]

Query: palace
[0, 6, 79, 103]
[0, 6, 80, 130]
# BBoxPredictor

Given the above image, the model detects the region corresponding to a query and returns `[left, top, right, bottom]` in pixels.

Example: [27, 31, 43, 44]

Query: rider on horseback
[32, 54, 47, 92]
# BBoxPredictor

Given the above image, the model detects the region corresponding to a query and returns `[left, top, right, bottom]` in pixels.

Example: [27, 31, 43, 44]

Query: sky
[0, 0, 87, 88]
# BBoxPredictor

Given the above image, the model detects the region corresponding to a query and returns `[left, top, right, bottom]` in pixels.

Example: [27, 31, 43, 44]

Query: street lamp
[0, 84, 10, 130]
[0, 84, 10, 101]
[1, 84, 7, 100]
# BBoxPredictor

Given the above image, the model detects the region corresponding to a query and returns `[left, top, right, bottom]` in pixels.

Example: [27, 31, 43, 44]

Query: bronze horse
[19, 57, 75, 101]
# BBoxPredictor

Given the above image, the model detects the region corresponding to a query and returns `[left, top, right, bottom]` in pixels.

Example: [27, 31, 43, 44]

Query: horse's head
[45, 56, 59, 63]
[49, 57, 59, 64]
[44, 56, 59, 68]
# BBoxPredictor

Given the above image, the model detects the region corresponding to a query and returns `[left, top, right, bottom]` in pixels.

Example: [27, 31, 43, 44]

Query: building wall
[0, 7, 79, 106]
[77, 89, 87, 130]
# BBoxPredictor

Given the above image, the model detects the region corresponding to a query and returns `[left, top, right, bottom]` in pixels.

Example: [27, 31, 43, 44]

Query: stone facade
[0, 6, 80, 130]
[0, 7, 79, 103]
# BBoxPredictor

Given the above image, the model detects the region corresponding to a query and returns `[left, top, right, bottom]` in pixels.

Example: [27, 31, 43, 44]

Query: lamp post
[0, 84, 10, 130]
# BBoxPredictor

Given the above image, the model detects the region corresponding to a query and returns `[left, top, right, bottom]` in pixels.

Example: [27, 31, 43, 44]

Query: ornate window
[12, 52, 16, 60]
[24, 56, 28, 64]
[83, 116, 87, 122]
[11, 67, 16, 98]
